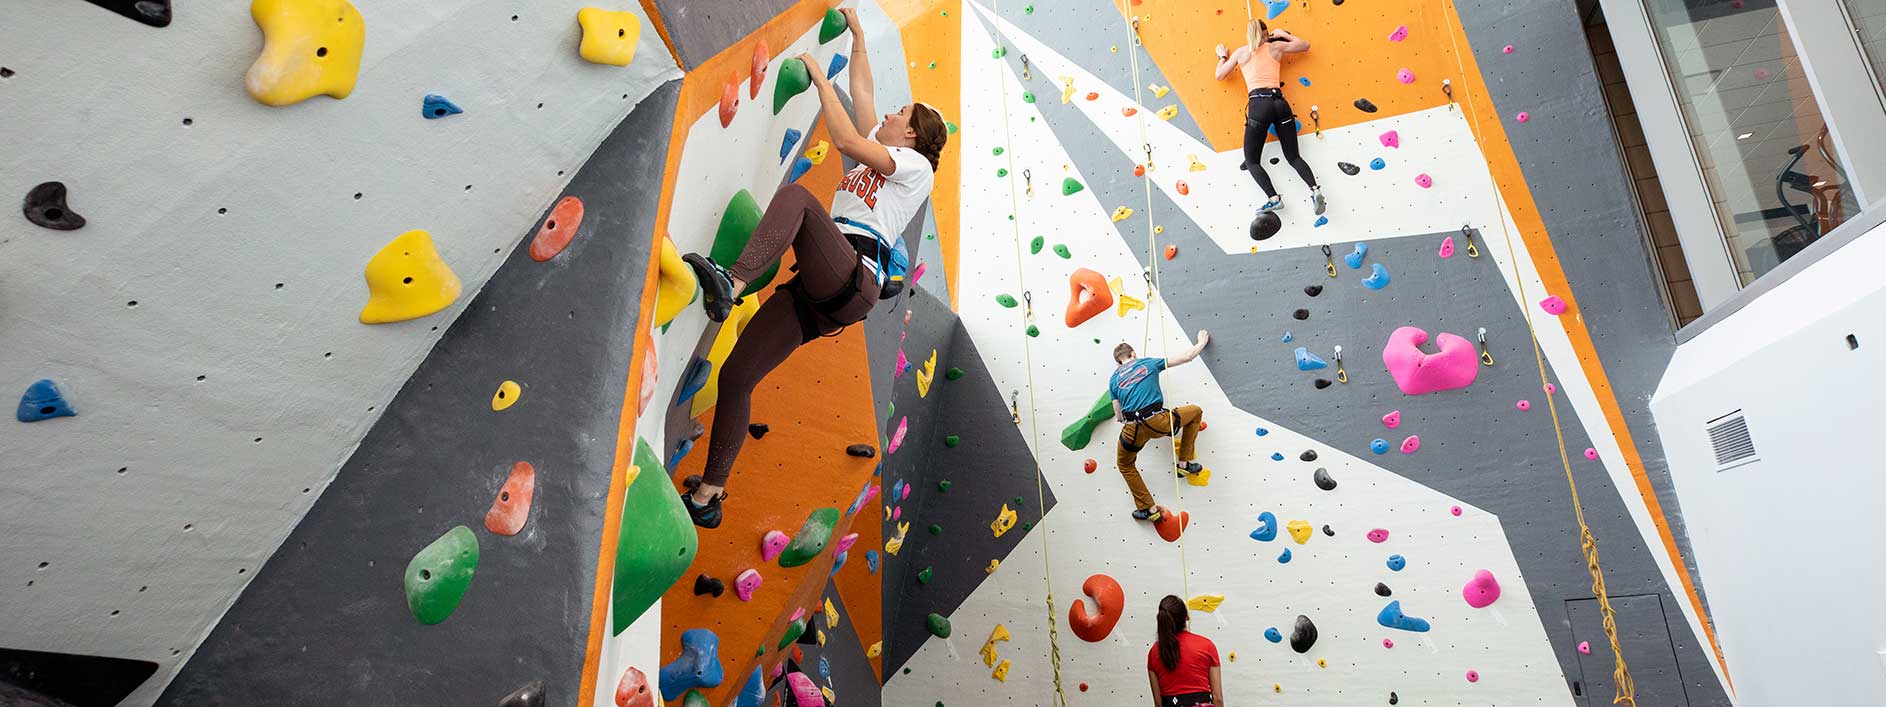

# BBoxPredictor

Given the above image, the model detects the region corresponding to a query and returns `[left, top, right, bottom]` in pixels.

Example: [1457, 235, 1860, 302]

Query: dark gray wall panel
[156, 81, 682, 707]
[652, 0, 799, 69]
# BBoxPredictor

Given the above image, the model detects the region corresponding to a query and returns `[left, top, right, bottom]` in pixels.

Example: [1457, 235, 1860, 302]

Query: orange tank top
[1246, 44, 1282, 89]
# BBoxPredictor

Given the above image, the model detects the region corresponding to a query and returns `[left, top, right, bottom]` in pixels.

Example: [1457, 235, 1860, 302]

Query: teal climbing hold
[1295, 347, 1327, 371]
[16, 379, 75, 422]
[613, 438, 699, 634]
[404, 525, 479, 625]
[996, 294, 1018, 307]
[778, 507, 840, 568]
[1053, 244, 1071, 258]
[422, 94, 462, 119]
[661, 628, 725, 700]
[1377, 601, 1432, 632]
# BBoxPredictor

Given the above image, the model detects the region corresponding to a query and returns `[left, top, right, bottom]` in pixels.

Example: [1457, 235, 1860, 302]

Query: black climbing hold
[1292, 308, 1309, 320]
[1269, 157, 1280, 165]
[23, 182, 86, 231]
[846, 444, 876, 458]
[1313, 379, 1332, 389]
[1299, 449, 1318, 462]
[689, 419, 706, 441]
[84, 0, 172, 27]
[1250, 212, 1282, 241]
[1303, 285, 1323, 297]
[1389, 692, 1398, 705]
[1313, 468, 1337, 490]
[1289, 614, 1318, 653]
[1239, 161, 1248, 171]
[1337, 162, 1361, 176]
[748, 423, 769, 439]
[1353, 98, 1378, 113]
[497, 680, 546, 707]
[694, 574, 726, 597]
[1375, 582, 1392, 597]
[1322, 524, 1334, 536]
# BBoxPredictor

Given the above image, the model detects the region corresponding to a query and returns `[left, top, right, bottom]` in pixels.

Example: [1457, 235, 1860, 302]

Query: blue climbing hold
[675, 357, 712, 408]
[787, 156, 814, 183]
[1298, 77, 1311, 87]
[1281, 331, 1293, 343]
[1264, 0, 1290, 20]
[781, 128, 804, 164]
[1344, 242, 1368, 269]
[1377, 600, 1432, 632]
[666, 439, 695, 471]
[1267, 118, 1303, 137]
[1387, 554, 1406, 571]
[1313, 215, 1328, 228]
[738, 667, 765, 707]
[1369, 157, 1386, 170]
[819, 655, 831, 680]
[865, 550, 880, 573]
[659, 628, 725, 700]
[1278, 547, 1293, 563]
[1264, 627, 1283, 643]
[891, 479, 906, 500]
[1362, 263, 1391, 290]
[1295, 347, 1328, 371]
[830, 551, 847, 575]
[16, 379, 75, 422]
[1250, 511, 1278, 541]
[827, 52, 849, 79]
[1270, 452, 1285, 461]
[421, 94, 462, 119]
[1255, 427, 1269, 436]
[1371, 438, 1390, 454]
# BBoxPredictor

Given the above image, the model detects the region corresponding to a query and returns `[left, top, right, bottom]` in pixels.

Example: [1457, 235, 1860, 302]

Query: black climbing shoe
[682, 253, 738, 323]
[1175, 461, 1203, 477]
[680, 474, 726, 529]
[1132, 507, 1163, 522]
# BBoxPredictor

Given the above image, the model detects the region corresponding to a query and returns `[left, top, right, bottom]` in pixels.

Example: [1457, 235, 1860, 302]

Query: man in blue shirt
[1108, 330, 1210, 521]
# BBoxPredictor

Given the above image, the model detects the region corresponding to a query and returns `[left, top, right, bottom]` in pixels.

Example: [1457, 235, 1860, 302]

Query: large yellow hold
[654, 235, 698, 327]
[691, 296, 759, 416]
[577, 8, 641, 66]
[245, 0, 366, 107]
[360, 230, 462, 324]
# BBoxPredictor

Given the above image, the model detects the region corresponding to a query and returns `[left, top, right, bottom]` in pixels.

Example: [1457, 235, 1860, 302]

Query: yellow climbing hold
[1150, 84, 1171, 98]
[805, 140, 830, 165]
[1154, 225, 1165, 235]
[1317, 658, 1328, 668]
[1186, 468, 1211, 486]
[821, 686, 835, 704]
[1156, 105, 1180, 121]
[991, 659, 1011, 682]
[1228, 652, 1237, 662]
[359, 230, 462, 324]
[985, 558, 1001, 574]
[690, 296, 760, 416]
[816, 629, 826, 646]
[492, 380, 522, 411]
[576, 8, 641, 66]
[1111, 206, 1134, 223]
[885, 521, 910, 555]
[1274, 683, 1283, 693]
[244, 0, 365, 107]
[1116, 293, 1145, 317]
[990, 504, 1018, 538]
[867, 641, 883, 658]
[1059, 76, 1076, 104]
[1286, 519, 1314, 544]
[654, 234, 698, 327]
[824, 598, 840, 629]
[1188, 155, 1208, 172]
[916, 350, 938, 398]
[980, 624, 1010, 666]
[1186, 594, 1225, 613]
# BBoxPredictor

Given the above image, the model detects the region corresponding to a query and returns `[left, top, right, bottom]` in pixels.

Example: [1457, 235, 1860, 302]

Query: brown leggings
[702, 184, 877, 487]
[1116, 405, 1203, 510]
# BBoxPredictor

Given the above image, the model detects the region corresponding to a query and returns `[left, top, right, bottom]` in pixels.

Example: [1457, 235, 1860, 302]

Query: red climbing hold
[529, 196, 585, 262]
[719, 74, 740, 128]
[1154, 507, 1189, 542]
[1083, 458, 1098, 473]
[1068, 574, 1125, 642]
[1134, 164, 1146, 177]
[638, 328, 658, 416]
[1085, 92, 1099, 101]
[485, 461, 537, 536]
[1123, 107, 1138, 117]
[615, 666, 655, 707]
[750, 41, 769, 99]
[1065, 268, 1113, 328]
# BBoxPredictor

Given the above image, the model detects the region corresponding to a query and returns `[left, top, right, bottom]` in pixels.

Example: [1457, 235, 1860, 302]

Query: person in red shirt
[1146, 595, 1225, 707]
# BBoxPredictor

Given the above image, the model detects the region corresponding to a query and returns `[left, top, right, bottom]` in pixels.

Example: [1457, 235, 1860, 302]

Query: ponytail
[1155, 595, 1188, 671]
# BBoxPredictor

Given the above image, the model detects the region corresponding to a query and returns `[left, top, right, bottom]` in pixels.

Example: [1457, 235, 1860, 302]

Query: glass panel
[1643, 0, 1860, 284]
[1844, 0, 1886, 94]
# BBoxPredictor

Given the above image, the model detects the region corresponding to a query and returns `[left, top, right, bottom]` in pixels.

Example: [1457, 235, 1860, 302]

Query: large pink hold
[1367, 528, 1390, 543]
[1388, 25, 1409, 41]
[1382, 410, 1402, 428]
[735, 568, 763, 601]
[833, 532, 860, 555]
[911, 262, 927, 284]
[1539, 295, 1568, 315]
[888, 416, 909, 454]
[1438, 236, 1455, 258]
[1400, 435, 1422, 454]
[1382, 326, 1480, 395]
[1462, 569, 1501, 608]
[1397, 68, 1416, 84]
[1379, 130, 1400, 148]
[785, 672, 824, 706]
[761, 530, 790, 562]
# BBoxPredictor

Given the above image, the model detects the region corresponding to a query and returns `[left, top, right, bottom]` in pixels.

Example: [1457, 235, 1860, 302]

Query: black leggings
[1243, 90, 1317, 199]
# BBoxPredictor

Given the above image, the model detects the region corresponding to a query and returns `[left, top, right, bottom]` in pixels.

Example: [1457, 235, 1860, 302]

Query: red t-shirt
[1146, 631, 1219, 696]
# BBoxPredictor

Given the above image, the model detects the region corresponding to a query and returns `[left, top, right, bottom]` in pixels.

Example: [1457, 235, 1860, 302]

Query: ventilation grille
[1705, 411, 1758, 470]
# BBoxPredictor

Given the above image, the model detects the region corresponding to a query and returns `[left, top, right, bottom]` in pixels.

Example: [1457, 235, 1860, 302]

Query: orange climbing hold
[1065, 268, 1113, 328]
[485, 461, 537, 536]
[529, 196, 585, 261]
[719, 74, 740, 128]
[1154, 507, 1189, 542]
[1176, 180, 1190, 196]
[1164, 245, 1178, 260]
[1068, 574, 1125, 642]
[750, 41, 770, 99]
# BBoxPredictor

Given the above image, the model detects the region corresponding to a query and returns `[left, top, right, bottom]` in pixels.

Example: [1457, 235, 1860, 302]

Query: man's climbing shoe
[1310, 188, 1327, 215]
[682, 253, 738, 323]
[1132, 507, 1163, 522]
[1259, 195, 1285, 212]
[680, 474, 726, 529]
[1175, 461, 1204, 477]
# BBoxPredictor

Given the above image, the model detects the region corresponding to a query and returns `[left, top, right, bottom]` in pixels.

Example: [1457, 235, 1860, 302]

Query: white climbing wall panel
[0, 2, 678, 704]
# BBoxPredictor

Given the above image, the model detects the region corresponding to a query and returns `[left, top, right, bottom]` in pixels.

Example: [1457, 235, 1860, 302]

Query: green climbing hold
[1022, 521, 1034, 531]
[926, 613, 952, 638]
[683, 690, 711, 707]
[992, 46, 1007, 59]
[997, 168, 1008, 178]
[996, 294, 1018, 308]
[1025, 4, 1035, 13]
[777, 507, 840, 568]
[1026, 325, 1040, 337]
[819, 8, 848, 43]
[1054, 244, 1071, 258]
[756, 644, 766, 657]
[926, 232, 936, 240]
[1013, 496, 1026, 506]
[944, 435, 960, 447]
[404, 525, 479, 625]
[1023, 91, 1036, 103]
[928, 62, 937, 70]
[945, 367, 964, 380]
[1060, 391, 1115, 450]
[613, 438, 699, 634]
[1062, 178, 1084, 196]
[711, 190, 779, 297]
[774, 58, 812, 115]
[993, 147, 1005, 156]
[779, 618, 808, 649]
[917, 567, 933, 583]
[1030, 236, 1044, 254]
[946, 121, 958, 134]
[938, 480, 952, 491]
[929, 524, 942, 535]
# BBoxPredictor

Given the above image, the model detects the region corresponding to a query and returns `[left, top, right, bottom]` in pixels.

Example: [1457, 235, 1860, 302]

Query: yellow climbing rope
[1436, 1, 1637, 702]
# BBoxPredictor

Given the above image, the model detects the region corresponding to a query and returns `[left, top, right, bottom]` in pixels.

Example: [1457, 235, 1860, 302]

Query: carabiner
[1322, 244, 1337, 278]
[1333, 345, 1348, 384]
[1309, 106, 1324, 140]
[1477, 327, 1496, 366]
[1021, 55, 1032, 81]
[1010, 389, 1022, 424]
[1023, 169, 1034, 197]
[1442, 79, 1455, 111]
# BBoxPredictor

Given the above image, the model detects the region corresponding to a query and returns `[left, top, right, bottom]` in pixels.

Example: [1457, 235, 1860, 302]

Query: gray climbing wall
[650, 0, 801, 68]
[156, 80, 681, 707]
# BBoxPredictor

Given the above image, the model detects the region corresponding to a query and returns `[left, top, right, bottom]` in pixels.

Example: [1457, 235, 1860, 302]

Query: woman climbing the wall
[678, 8, 950, 529]
[1215, 19, 1323, 218]
[1148, 595, 1225, 707]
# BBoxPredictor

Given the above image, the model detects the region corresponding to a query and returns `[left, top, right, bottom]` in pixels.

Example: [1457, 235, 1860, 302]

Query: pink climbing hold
[1515, 111, 1530, 123]
[1379, 130, 1400, 148]
[1466, 670, 1480, 683]
[1753, 67, 1770, 80]
[1451, 505, 1463, 516]
[1516, 400, 1531, 411]
[888, 416, 909, 454]
[761, 530, 790, 562]
[1397, 68, 1416, 84]
[1414, 174, 1433, 189]
[735, 568, 763, 601]
[899, 483, 911, 500]
[1503, 44, 1515, 54]
[785, 672, 823, 706]
[1367, 528, 1390, 543]
[1544, 382, 1557, 395]
[1539, 295, 1567, 315]
[1584, 447, 1599, 460]
[1462, 569, 1501, 608]
[1400, 435, 1421, 454]
[895, 349, 909, 377]
[911, 262, 927, 284]
[833, 532, 859, 555]
[1382, 410, 1402, 428]
[1439, 236, 1455, 258]
[1382, 326, 1480, 395]
[892, 506, 901, 521]
[1388, 25, 1409, 42]
[1382, 638, 1395, 648]
[790, 607, 806, 622]
[1577, 640, 1591, 654]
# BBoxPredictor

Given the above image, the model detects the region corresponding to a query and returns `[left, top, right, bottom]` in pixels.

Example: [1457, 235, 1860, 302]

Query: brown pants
[1116, 405, 1202, 510]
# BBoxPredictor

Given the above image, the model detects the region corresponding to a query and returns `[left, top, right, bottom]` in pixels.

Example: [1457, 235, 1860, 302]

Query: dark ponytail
[1155, 595, 1188, 671]
[908, 103, 949, 172]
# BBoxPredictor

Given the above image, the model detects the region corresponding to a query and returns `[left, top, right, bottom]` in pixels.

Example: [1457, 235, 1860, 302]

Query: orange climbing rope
[1435, 1, 1637, 703]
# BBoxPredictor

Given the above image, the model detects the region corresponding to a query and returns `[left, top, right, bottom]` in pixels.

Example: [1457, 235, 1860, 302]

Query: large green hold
[1060, 391, 1115, 451]
[926, 613, 952, 638]
[773, 58, 812, 115]
[404, 525, 479, 625]
[778, 506, 840, 568]
[818, 8, 848, 43]
[1062, 178, 1084, 196]
[709, 189, 778, 297]
[612, 437, 700, 635]
[778, 618, 808, 649]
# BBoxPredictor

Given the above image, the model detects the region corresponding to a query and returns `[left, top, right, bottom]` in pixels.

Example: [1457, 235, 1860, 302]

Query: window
[1843, 0, 1886, 95]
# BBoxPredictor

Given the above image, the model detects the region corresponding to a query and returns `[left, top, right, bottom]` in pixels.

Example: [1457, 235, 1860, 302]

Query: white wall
[0, 2, 678, 704]
[1651, 222, 1886, 707]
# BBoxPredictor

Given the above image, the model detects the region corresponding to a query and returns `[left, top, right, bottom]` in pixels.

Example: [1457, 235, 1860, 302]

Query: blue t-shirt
[1109, 357, 1167, 413]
